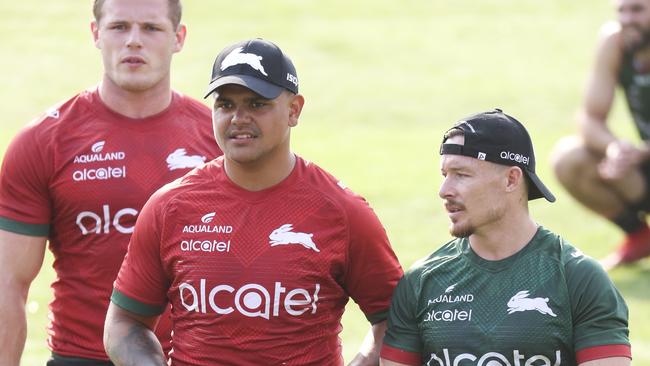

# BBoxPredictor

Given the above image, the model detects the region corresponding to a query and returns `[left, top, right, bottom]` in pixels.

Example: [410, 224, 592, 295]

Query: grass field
[1, 0, 649, 364]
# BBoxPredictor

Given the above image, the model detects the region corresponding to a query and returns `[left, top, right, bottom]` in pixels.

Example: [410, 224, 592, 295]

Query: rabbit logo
[269, 224, 320, 252]
[506, 290, 557, 317]
[220, 47, 268, 76]
[166, 148, 206, 171]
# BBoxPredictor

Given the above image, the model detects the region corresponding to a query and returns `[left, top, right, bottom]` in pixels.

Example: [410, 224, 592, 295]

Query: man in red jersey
[103, 38, 404, 366]
[0, 0, 221, 365]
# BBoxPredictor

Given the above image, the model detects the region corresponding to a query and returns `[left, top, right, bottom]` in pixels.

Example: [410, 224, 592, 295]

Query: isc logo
[76, 204, 138, 235]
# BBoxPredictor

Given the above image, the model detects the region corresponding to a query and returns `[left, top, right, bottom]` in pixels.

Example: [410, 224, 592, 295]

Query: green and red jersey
[381, 227, 631, 366]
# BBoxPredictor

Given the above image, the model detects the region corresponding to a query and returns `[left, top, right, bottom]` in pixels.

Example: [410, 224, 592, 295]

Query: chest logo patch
[91, 141, 105, 152]
[445, 284, 456, 293]
[507, 290, 557, 317]
[269, 224, 320, 252]
[201, 212, 216, 223]
[166, 148, 206, 171]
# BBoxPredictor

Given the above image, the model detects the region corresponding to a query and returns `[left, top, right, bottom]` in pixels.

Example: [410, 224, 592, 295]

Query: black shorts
[47, 353, 114, 366]
[636, 160, 650, 211]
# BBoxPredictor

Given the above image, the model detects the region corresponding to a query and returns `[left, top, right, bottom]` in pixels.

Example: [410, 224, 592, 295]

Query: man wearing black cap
[103, 38, 403, 365]
[380, 110, 631, 366]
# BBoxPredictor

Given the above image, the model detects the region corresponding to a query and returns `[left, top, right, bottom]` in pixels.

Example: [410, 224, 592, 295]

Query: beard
[449, 221, 474, 238]
[622, 24, 650, 52]
[448, 204, 505, 239]
[449, 224, 474, 238]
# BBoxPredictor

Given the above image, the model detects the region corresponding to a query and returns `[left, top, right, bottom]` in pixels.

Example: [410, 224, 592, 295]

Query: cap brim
[525, 171, 556, 202]
[204, 75, 284, 99]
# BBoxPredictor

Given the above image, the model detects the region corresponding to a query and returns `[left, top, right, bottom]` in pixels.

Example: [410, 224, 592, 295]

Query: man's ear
[505, 166, 525, 194]
[287, 94, 304, 127]
[173, 24, 187, 53]
[91, 20, 101, 49]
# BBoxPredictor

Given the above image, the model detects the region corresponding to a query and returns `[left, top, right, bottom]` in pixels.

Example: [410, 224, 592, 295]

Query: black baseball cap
[439, 109, 556, 202]
[204, 38, 299, 99]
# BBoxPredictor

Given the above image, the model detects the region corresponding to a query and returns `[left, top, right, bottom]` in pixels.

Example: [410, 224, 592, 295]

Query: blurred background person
[552, 0, 650, 270]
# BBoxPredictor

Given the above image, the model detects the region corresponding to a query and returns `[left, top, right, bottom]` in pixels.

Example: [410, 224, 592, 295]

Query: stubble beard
[450, 222, 474, 239]
[623, 24, 650, 52]
[449, 204, 504, 239]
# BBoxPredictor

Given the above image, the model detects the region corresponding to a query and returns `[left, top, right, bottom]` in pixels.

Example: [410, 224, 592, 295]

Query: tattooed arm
[103, 302, 166, 366]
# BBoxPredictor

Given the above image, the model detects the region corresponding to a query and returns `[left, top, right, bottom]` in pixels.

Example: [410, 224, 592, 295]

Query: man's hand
[598, 140, 649, 180]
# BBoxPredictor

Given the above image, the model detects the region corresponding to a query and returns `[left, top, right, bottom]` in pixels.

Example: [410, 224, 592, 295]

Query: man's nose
[126, 28, 143, 49]
[231, 106, 249, 125]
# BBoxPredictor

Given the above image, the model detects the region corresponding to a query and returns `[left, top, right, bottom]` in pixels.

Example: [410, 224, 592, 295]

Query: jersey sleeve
[380, 272, 422, 365]
[565, 252, 631, 363]
[0, 123, 52, 236]
[343, 196, 403, 324]
[111, 189, 171, 316]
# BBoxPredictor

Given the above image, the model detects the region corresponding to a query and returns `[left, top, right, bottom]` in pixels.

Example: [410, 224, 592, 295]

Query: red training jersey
[113, 156, 404, 365]
[0, 87, 222, 360]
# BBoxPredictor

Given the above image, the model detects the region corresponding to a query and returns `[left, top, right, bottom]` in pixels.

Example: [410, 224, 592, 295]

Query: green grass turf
[1, 0, 649, 364]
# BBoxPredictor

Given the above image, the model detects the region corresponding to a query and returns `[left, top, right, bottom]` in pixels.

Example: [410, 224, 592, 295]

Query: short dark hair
[93, 0, 183, 29]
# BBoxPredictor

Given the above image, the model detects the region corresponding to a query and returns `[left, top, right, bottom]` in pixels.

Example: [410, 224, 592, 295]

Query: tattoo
[106, 322, 166, 366]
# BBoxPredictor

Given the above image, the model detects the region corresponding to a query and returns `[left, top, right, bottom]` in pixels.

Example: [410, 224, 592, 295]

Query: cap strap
[440, 143, 486, 161]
